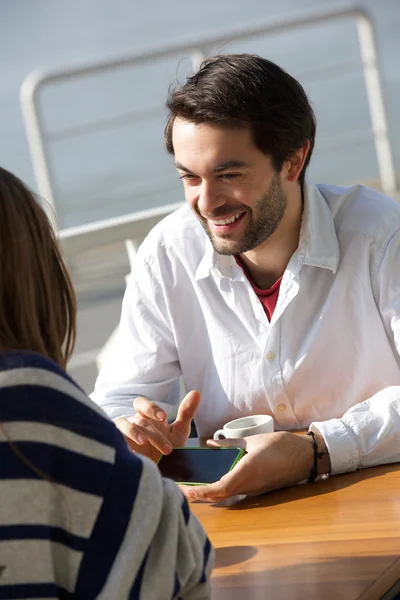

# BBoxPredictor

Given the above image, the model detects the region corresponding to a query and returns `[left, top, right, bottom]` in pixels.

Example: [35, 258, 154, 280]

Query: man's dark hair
[165, 54, 316, 185]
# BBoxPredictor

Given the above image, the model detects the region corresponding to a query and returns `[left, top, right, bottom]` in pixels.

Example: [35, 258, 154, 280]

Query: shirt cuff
[99, 405, 137, 421]
[309, 418, 360, 475]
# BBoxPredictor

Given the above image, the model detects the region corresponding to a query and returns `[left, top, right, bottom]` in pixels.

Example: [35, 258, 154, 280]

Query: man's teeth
[212, 213, 242, 225]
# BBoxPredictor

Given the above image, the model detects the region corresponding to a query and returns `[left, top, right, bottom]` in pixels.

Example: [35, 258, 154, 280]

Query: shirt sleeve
[90, 247, 182, 420]
[77, 433, 214, 599]
[310, 229, 400, 475]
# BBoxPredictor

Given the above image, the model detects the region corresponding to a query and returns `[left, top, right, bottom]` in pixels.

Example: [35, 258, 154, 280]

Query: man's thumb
[175, 390, 201, 426]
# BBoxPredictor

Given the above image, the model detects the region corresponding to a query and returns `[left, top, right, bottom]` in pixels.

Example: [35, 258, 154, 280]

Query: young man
[91, 54, 400, 501]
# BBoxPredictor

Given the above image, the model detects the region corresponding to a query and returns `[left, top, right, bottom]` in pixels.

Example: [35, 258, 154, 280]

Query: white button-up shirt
[91, 181, 400, 475]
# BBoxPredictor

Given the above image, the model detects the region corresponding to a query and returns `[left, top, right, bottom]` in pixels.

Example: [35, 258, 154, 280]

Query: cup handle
[213, 429, 226, 440]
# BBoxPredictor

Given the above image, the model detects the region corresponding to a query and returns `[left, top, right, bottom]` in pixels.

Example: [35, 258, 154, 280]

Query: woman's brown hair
[0, 167, 76, 368]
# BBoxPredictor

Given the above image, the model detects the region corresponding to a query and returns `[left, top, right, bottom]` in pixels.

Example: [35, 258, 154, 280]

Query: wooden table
[189, 458, 400, 599]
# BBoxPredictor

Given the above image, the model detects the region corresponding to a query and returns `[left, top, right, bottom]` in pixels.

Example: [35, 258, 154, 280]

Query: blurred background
[1, 0, 399, 393]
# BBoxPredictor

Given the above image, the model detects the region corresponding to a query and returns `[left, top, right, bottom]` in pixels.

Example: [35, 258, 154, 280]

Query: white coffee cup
[213, 414, 274, 440]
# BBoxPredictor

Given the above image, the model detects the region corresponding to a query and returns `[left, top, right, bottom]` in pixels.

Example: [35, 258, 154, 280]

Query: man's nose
[196, 180, 226, 215]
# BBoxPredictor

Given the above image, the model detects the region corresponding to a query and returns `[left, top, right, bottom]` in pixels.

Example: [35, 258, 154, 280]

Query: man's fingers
[183, 478, 235, 502]
[115, 417, 172, 454]
[180, 439, 249, 501]
[206, 437, 247, 450]
[184, 456, 251, 501]
[133, 396, 167, 422]
[179, 483, 225, 502]
[115, 417, 149, 445]
[174, 391, 201, 428]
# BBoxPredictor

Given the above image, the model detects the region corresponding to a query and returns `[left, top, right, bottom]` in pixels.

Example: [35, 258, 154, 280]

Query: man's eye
[221, 173, 240, 180]
[179, 174, 198, 181]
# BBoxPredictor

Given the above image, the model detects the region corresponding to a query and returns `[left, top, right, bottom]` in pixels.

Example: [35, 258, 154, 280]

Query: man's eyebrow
[213, 160, 250, 172]
[174, 162, 192, 173]
[174, 160, 250, 173]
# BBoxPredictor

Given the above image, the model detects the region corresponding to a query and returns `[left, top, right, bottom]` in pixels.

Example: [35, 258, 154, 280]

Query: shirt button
[276, 403, 287, 412]
[265, 351, 275, 361]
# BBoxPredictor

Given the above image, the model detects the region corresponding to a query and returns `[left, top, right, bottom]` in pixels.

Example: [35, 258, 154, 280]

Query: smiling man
[91, 54, 400, 500]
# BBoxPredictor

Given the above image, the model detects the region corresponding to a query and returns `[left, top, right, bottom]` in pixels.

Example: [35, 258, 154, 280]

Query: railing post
[20, 74, 58, 227]
[191, 48, 207, 71]
[356, 13, 397, 196]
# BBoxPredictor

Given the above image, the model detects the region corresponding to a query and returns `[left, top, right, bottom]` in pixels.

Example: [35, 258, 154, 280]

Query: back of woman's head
[0, 167, 76, 369]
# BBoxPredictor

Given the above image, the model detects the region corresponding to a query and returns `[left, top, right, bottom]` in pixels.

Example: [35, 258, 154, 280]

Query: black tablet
[157, 447, 245, 485]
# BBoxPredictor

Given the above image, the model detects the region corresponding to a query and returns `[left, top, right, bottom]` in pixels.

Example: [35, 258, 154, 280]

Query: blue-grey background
[0, 0, 399, 390]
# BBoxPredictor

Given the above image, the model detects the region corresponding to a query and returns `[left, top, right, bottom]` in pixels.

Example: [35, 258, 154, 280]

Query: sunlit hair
[165, 53, 316, 185]
[0, 167, 76, 368]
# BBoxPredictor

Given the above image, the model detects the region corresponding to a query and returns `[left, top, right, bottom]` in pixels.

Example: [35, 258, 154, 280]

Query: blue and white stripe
[0, 352, 213, 599]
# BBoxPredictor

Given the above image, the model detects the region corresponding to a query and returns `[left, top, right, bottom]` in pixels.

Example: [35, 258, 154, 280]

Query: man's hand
[114, 390, 200, 463]
[180, 431, 331, 502]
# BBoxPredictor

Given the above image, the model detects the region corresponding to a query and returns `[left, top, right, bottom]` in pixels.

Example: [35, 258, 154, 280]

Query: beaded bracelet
[307, 430, 326, 483]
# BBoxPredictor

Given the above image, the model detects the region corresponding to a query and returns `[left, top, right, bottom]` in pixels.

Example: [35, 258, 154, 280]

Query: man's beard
[196, 173, 287, 255]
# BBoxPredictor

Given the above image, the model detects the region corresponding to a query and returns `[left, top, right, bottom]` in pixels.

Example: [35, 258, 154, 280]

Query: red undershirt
[235, 257, 282, 321]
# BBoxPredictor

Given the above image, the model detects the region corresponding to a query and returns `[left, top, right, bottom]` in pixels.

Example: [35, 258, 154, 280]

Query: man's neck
[239, 184, 304, 290]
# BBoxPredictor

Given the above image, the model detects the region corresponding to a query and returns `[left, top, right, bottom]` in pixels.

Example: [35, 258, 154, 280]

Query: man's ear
[284, 140, 310, 183]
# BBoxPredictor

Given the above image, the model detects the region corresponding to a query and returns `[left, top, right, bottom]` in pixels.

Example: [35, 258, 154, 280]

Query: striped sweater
[0, 352, 213, 599]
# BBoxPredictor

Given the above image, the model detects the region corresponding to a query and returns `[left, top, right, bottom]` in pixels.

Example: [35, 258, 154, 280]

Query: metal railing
[20, 5, 397, 257]
[58, 201, 182, 256]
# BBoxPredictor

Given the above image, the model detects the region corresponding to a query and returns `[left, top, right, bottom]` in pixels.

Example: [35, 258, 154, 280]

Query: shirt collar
[195, 180, 340, 281]
[300, 180, 339, 274]
[195, 240, 242, 281]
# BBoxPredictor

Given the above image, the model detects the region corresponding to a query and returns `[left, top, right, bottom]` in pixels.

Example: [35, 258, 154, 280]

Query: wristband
[306, 430, 326, 483]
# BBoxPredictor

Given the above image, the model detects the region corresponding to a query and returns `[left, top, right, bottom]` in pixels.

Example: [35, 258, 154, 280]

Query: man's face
[172, 118, 287, 255]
